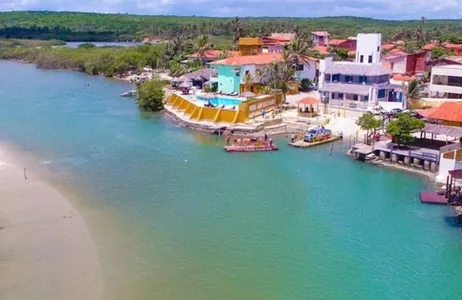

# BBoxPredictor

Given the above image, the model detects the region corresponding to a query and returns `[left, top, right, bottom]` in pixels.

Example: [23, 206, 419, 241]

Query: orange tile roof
[211, 53, 283, 66]
[210, 53, 316, 66]
[382, 43, 396, 51]
[423, 42, 438, 50]
[188, 50, 239, 59]
[313, 45, 329, 55]
[391, 74, 416, 81]
[299, 97, 320, 105]
[424, 102, 462, 122]
[444, 43, 462, 50]
[329, 39, 348, 46]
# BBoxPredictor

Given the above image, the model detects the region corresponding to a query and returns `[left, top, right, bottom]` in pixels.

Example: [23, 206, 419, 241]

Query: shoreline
[0, 144, 104, 300]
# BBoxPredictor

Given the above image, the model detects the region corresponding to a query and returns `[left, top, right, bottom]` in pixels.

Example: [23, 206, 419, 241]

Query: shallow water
[1, 60, 462, 300]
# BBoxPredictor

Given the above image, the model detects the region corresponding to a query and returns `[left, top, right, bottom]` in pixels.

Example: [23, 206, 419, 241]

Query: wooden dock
[289, 136, 340, 148]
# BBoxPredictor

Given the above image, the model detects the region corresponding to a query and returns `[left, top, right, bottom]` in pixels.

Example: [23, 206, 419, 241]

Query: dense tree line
[0, 42, 166, 77]
[1, 11, 462, 43]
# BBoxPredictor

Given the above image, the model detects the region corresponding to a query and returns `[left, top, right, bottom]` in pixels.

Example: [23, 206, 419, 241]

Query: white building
[318, 33, 406, 111]
[355, 33, 382, 64]
[429, 65, 462, 100]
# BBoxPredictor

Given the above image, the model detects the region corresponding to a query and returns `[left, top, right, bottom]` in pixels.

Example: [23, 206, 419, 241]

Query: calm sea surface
[1, 60, 462, 300]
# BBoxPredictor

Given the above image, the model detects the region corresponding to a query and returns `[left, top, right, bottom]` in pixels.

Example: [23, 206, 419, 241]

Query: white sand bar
[0, 150, 103, 300]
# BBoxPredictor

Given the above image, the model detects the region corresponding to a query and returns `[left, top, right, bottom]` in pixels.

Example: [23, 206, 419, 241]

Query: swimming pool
[196, 96, 242, 107]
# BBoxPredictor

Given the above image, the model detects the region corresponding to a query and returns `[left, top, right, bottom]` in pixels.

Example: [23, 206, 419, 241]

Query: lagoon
[1, 60, 462, 300]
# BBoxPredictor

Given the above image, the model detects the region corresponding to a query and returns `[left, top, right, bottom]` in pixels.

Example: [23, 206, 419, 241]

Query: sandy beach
[0, 147, 103, 300]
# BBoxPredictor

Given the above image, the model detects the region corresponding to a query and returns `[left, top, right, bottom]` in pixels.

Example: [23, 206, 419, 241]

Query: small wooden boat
[121, 90, 137, 97]
[289, 127, 342, 148]
[224, 144, 279, 152]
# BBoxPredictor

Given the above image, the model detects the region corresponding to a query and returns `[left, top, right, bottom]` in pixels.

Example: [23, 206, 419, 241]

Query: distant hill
[1, 11, 462, 43]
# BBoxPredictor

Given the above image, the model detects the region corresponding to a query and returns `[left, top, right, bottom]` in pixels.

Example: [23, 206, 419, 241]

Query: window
[345, 75, 352, 83]
[332, 74, 340, 82]
[338, 93, 344, 98]
[360, 55, 364, 63]
[359, 76, 367, 84]
[353, 95, 358, 101]
[295, 64, 304, 71]
[245, 70, 250, 75]
[377, 46, 380, 52]
[378, 89, 386, 98]
[368, 55, 373, 63]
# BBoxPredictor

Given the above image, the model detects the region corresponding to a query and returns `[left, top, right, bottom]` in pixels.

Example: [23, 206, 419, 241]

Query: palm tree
[404, 79, 423, 109]
[243, 72, 254, 93]
[286, 36, 310, 65]
[194, 35, 210, 66]
[230, 17, 242, 45]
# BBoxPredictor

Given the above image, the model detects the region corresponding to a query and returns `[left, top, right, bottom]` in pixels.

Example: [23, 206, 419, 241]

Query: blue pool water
[196, 96, 242, 106]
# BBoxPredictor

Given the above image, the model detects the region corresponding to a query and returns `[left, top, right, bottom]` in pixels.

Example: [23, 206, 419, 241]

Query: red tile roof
[188, 50, 239, 59]
[423, 42, 438, 50]
[299, 97, 320, 105]
[423, 102, 462, 122]
[444, 43, 462, 50]
[382, 43, 396, 51]
[210, 53, 282, 66]
[329, 39, 348, 46]
[313, 45, 329, 55]
[210, 53, 316, 66]
[391, 74, 416, 81]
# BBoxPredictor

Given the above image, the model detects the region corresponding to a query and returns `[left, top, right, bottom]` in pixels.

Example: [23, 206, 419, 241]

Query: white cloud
[0, 0, 462, 19]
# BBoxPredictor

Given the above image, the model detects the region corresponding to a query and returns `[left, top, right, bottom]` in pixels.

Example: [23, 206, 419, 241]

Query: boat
[289, 127, 342, 148]
[121, 90, 137, 97]
[224, 144, 279, 152]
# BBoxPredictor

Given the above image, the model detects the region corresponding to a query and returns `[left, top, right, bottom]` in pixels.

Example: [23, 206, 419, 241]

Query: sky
[1, 0, 462, 20]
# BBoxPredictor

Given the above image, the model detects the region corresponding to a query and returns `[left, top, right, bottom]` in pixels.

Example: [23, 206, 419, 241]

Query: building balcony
[429, 84, 462, 95]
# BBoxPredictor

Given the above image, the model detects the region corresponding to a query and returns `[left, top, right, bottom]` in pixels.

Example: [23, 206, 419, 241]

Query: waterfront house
[311, 31, 329, 47]
[429, 65, 462, 100]
[210, 53, 316, 94]
[318, 33, 405, 111]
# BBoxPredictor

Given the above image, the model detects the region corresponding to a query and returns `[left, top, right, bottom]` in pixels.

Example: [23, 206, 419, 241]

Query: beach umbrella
[241, 91, 256, 98]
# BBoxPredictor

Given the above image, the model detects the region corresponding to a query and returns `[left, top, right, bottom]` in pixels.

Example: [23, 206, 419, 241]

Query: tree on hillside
[356, 113, 383, 145]
[386, 112, 425, 147]
[136, 78, 165, 112]
[194, 35, 210, 66]
[332, 48, 349, 60]
[404, 79, 423, 109]
[230, 17, 243, 45]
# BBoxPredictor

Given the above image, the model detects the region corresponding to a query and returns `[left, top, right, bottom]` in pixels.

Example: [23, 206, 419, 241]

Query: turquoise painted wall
[215, 65, 241, 94]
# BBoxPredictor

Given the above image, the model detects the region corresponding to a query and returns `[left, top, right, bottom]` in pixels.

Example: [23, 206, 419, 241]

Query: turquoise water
[1, 60, 462, 299]
[196, 95, 242, 106]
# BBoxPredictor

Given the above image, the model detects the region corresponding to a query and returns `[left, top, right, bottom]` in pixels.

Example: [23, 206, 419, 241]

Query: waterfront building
[318, 33, 406, 111]
[210, 53, 316, 94]
[429, 65, 462, 100]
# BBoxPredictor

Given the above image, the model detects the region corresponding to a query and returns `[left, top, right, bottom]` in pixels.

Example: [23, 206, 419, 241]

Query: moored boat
[289, 127, 342, 148]
[224, 144, 279, 152]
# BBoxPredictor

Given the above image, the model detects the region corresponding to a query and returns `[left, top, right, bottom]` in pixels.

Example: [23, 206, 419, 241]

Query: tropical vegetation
[386, 112, 425, 146]
[2, 12, 462, 44]
[356, 113, 383, 145]
[136, 79, 166, 112]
